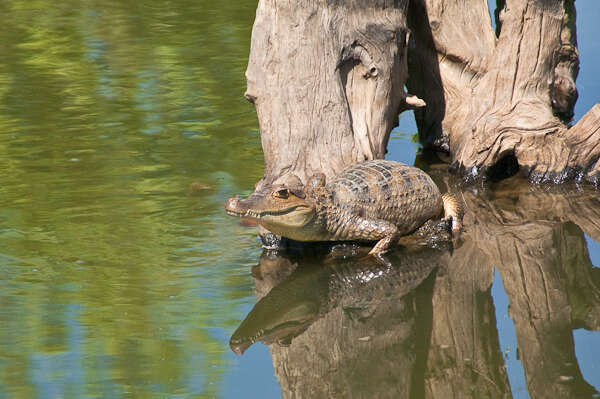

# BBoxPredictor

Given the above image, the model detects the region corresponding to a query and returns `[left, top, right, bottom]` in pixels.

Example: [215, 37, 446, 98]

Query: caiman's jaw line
[226, 209, 261, 218]
[226, 206, 306, 220]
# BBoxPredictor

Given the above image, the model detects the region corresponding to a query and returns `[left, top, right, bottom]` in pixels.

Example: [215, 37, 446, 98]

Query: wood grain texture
[408, 0, 599, 184]
[246, 0, 420, 188]
[245, 0, 598, 188]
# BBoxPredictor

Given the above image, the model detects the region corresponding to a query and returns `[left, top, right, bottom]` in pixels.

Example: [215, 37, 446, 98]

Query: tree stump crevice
[244, 0, 598, 192]
[407, 0, 598, 184]
[246, 0, 425, 188]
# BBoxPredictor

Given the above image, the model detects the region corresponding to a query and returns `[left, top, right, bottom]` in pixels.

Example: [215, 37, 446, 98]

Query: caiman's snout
[225, 187, 314, 229]
[225, 196, 241, 215]
[225, 195, 264, 218]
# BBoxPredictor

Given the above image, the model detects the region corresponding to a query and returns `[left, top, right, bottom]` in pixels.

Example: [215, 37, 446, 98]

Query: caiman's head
[225, 174, 325, 235]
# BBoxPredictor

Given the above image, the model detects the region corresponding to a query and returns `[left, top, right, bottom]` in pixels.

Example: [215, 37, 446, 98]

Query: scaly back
[327, 160, 443, 235]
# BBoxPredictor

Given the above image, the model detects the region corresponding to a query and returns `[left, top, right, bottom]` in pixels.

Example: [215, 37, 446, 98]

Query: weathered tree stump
[246, 0, 423, 188]
[245, 0, 600, 187]
[408, 0, 600, 184]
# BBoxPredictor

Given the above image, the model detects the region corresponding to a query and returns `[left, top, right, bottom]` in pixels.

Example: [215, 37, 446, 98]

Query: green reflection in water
[0, 0, 266, 397]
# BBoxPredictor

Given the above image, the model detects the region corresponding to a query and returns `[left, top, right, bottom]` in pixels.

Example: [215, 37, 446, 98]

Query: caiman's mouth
[225, 206, 305, 219]
[225, 196, 316, 231]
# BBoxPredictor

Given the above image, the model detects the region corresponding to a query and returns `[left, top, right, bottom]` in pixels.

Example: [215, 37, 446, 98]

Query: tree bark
[408, 0, 600, 184]
[246, 0, 599, 187]
[246, 0, 423, 188]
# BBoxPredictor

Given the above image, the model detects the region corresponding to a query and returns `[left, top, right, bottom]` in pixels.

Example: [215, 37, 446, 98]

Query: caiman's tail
[441, 193, 463, 235]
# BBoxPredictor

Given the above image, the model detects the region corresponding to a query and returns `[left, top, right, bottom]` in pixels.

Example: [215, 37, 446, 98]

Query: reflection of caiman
[230, 248, 445, 354]
[225, 160, 462, 254]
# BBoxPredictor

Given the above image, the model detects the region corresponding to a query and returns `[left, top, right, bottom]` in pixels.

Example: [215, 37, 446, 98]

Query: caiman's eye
[273, 189, 290, 199]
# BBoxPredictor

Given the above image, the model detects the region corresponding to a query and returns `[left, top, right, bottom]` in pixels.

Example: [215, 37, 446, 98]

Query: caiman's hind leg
[442, 193, 464, 235]
[369, 229, 400, 255]
[344, 217, 400, 255]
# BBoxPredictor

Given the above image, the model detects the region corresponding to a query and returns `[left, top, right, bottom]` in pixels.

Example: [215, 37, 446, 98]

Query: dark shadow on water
[231, 168, 600, 399]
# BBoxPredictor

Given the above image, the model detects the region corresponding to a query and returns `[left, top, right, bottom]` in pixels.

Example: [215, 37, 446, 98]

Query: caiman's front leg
[346, 217, 400, 255]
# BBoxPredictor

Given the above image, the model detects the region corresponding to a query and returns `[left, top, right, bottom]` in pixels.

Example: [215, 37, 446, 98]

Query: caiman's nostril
[225, 197, 239, 211]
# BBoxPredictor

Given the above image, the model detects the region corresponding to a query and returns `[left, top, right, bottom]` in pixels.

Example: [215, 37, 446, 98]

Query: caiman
[225, 160, 462, 254]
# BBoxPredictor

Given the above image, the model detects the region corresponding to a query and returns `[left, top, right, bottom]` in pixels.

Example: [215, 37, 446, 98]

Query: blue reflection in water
[585, 234, 600, 268]
[575, 3, 600, 122]
[573, 329, 600, 392]
[223, 344, 280, 399]
[388, 110, 420, 165]
[487, 0, 497, 31]
[31, 305, 86, 399]
[492, 268, 530, 399]
[576, 233, 600, 393]
[222, 304, 281, 399]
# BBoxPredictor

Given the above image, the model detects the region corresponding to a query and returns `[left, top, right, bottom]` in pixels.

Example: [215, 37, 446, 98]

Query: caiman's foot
[442, 193, 464, 235]
[344, 218, 399, 256]
[368, 231, 399, 256]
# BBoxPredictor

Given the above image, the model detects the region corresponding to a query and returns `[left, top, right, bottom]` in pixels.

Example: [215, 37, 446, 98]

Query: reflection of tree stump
[246, 250, 445, 398]
[443, 179, 600, 398]
[424, 241, 510, 398]
[493, 222, 597, 398]
[272, 299, 418, 399]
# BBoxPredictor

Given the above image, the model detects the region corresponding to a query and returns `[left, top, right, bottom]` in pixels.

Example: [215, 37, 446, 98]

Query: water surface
[0, 1, 599, 398]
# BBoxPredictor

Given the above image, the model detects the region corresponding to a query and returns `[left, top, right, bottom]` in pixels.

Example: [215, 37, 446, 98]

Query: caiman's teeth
[245, 210, 261, 218]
